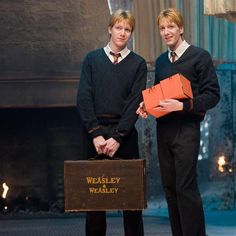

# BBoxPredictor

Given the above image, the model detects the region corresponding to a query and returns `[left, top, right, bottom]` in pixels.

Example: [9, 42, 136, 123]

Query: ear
[180, 26, 184, 35]
[108, 27, 112, 35]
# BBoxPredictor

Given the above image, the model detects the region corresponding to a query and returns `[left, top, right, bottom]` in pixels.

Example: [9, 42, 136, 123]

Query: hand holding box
[142, 84, 169, 118]
[142, 73, 193, 118]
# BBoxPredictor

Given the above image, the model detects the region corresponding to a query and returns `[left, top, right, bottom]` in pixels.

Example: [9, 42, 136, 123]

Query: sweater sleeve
[77, 54, 103, 138]
[112, 59, 147, 143]
[192, 50, 220, 113]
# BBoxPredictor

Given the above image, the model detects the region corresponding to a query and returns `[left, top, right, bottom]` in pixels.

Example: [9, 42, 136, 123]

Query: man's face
[159, 18, 184, 51]
[108, 20, 132, 51]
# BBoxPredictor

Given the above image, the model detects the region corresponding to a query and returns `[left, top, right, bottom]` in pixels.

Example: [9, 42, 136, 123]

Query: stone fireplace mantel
[0, 77, 79, 108]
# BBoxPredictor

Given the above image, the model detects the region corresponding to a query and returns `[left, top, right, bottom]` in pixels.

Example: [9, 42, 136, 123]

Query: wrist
[182, 99, 193, 112]
[112, 129, 125, 144]
[89, 126, 103, 139]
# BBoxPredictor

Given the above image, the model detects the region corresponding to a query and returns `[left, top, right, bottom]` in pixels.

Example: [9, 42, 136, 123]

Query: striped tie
[170, 51, 176, 63]
[110, 51, 121, 64]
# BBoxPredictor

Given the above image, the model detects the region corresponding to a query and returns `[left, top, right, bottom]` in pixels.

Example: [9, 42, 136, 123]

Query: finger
[106, 148, 113, 156]
[110, 151, 115, 158]
[103, 148, 108, 155]
[137, 106, 144, 114]
[96, 147, 102, 155]
[139, 112, 148, 118]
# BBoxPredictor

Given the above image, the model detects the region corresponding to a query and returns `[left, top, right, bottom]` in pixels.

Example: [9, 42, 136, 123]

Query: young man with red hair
[137, 8, 220, 236]
[77, 9, 147, 236]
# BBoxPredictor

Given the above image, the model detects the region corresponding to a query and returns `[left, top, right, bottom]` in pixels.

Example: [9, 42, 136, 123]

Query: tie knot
[110, 51, 121, 64]
[170, 51, 176, 62]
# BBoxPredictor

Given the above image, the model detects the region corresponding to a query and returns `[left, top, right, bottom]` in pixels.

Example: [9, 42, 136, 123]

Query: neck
[169, 38, 184, 51]
[108, 42, 126, 53]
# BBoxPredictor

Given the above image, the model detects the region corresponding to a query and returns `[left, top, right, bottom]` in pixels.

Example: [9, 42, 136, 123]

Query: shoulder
[157, 51, 168, 60]
[127, 52, 147, 71]
[155, 51, 168, 64]
[129, 51, 146, 64]
[188, 45, 212, 58]
[82, 48, 105, 67]
[85, 48, 104, 60]
[188, 46, 216, 74]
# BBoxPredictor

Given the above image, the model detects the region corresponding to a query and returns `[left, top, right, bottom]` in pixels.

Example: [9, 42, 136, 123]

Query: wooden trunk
[64, 159, 146, 211]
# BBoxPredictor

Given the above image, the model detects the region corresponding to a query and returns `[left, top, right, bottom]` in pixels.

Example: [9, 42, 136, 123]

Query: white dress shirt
[104, 44, 131, 64]
[168, 40, 190, 62]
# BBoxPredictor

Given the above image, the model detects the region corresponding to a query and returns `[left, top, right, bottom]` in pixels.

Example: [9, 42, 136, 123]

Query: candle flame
[217, 155, 226, 172]
[2, 182, 9, 199]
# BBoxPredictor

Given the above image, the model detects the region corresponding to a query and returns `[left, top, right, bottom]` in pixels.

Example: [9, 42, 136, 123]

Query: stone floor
[0, 209, 235, 236]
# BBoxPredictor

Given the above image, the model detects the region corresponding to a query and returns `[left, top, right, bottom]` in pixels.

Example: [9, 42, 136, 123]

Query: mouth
[165, 36, 173, 41]
[117, 39, 126, 44]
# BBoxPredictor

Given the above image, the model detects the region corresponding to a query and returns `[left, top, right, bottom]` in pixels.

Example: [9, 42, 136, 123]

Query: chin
[117, 41, 127, 45]
[116, 44, 126, 49]
[166, 41, 173, 46]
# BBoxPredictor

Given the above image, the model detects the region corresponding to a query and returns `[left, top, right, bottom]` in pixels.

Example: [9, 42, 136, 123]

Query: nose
[163, 28, 169, 35]
[120, 29, 125, 36]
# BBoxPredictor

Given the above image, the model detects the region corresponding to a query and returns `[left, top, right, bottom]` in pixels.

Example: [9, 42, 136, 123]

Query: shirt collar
[104, 44, 130, 58]
[168, 40, 190, 60]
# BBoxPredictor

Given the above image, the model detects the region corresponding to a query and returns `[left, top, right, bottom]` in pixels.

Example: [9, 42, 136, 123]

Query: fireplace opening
[0, 107, 83, 215]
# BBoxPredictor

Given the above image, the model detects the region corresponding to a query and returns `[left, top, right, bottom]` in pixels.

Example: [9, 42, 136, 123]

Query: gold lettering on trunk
[86, 176, 121, 194]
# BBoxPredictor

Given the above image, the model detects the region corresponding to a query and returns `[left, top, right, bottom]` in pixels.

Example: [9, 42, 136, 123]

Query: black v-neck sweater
[155, 45, 220, 122]
[77, 48, 147, 140]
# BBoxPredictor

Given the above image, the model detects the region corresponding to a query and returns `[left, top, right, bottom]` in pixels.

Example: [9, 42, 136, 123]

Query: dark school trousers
[80, 123, 144, 236]
[156, 119, 206, 236]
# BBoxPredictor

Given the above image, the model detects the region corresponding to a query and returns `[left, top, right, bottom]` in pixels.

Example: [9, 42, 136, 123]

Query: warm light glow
[2, 182, 9, 199]
[217, 155, 226, 172]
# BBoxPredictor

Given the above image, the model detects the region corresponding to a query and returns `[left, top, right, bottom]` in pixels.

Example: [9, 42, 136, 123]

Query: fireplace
[0, 107, 83, 214]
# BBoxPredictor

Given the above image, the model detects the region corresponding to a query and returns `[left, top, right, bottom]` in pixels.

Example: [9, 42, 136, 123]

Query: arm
[191, 50, 220, 113]
[77, 54, 103, 139]
[112, 59, 147, 143]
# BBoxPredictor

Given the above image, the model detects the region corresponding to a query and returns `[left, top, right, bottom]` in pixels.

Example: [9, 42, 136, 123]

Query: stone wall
[0, 0, 110, 77]
[0, 0, 110, 108]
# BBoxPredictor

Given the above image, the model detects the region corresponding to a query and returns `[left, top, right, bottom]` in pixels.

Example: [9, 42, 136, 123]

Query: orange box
[160, 73, 193, 100]
[142, 84, 169, 118]
[142, 73, 193, 118]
